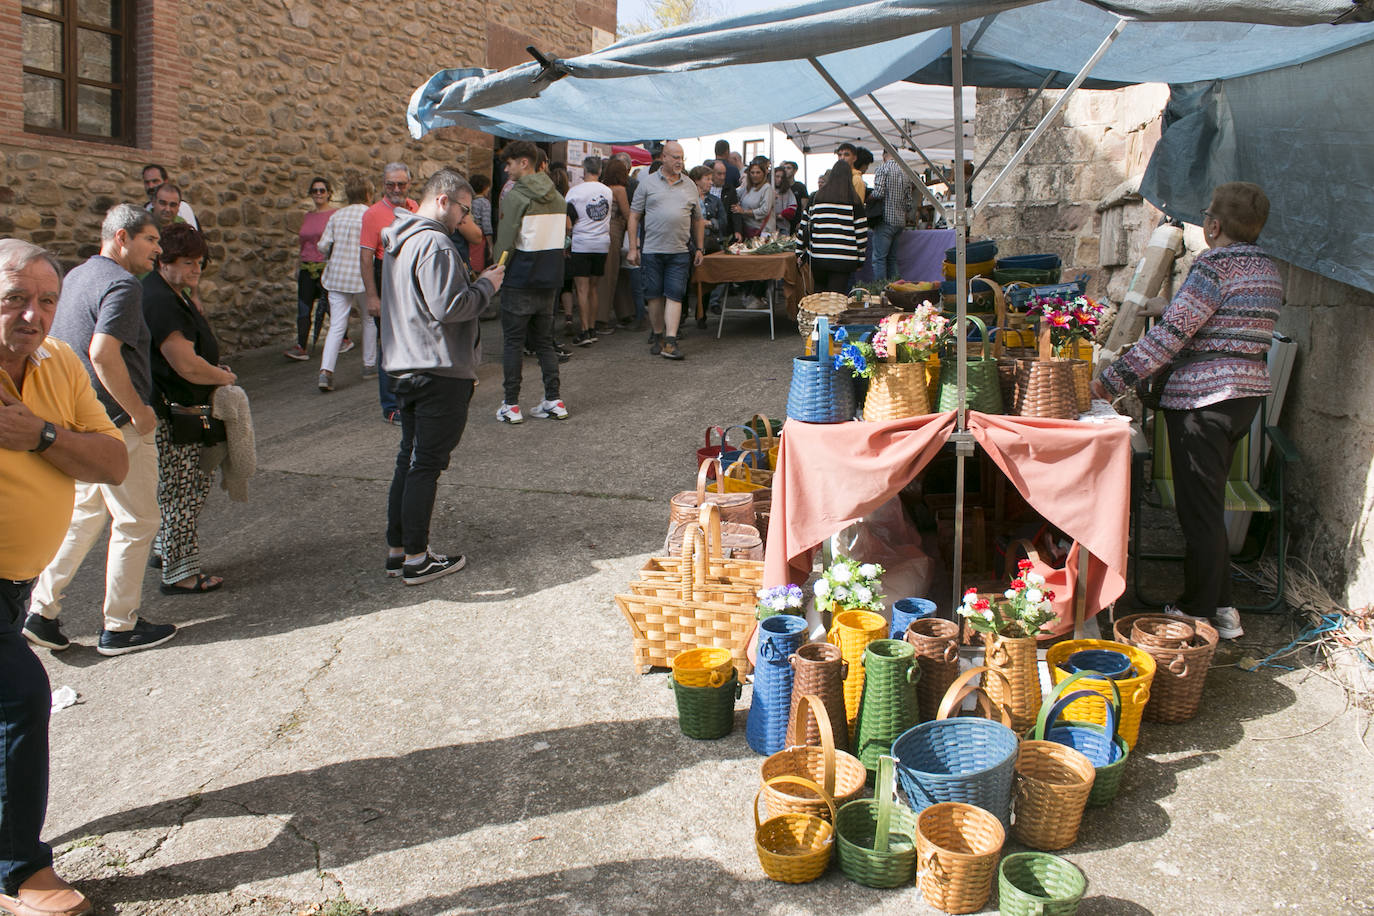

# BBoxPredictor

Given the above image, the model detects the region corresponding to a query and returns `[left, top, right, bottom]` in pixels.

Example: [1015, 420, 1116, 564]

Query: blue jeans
[640, 252, 691, 304]
[871, 221, 904, 282]
[628, 266, 647, 321]
[386, 374, 474, 555]
[0, 578, 52, 895]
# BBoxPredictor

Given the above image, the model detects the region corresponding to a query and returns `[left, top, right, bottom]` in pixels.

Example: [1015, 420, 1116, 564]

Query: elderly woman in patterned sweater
[1094, 182, 1282, 642]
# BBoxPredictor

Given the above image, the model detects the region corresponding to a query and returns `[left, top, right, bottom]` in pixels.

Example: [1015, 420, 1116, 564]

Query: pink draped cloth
[763, 411, 1131, 633]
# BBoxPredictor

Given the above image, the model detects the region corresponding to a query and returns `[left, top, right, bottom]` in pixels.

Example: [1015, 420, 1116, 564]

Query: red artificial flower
[1045, 591, 1056, 601]
[1010, 578, 1026, 590]
[965, 586, 979, 596]
[1017, 559, 1033, 571]
[974, 598, 991, 611]
[1047, 313, 1071, 327]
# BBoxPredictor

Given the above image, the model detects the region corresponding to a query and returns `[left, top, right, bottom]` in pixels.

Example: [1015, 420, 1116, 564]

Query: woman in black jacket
[797, 160, 869, 293]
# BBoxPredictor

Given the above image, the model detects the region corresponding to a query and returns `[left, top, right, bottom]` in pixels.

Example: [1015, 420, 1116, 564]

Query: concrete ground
[32, 312, 1374, 915]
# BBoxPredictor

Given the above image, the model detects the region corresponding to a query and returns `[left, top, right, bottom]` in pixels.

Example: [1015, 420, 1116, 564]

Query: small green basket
[835, 755, 919, 888]
[669, 674, 741, 740]
[998, 852, 1087, 916]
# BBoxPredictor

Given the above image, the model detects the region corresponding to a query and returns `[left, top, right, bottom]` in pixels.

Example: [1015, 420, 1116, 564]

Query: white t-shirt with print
[565, 180, 612, 253]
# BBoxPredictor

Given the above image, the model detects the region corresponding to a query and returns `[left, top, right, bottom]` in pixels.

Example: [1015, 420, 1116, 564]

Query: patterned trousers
[154, 419, 212, 586]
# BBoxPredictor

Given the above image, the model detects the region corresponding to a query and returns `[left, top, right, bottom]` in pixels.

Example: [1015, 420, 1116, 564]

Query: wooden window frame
[21, 0, 135, 144]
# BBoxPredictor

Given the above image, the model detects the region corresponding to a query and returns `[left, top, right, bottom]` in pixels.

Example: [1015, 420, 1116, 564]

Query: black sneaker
[386, 554, 405, 578]
[402, 551, 467, 586]
[649, 333, 663, 355]
[554, 344, 572, 363]
[23, 613, 70, 651]
[594, 322, 616, 336]
[661, 336, 685, 360]
[97, 618, 178, 657]
[573, 329, 596, 347]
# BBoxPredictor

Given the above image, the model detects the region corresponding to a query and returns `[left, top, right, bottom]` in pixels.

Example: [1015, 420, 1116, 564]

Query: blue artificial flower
[832, 354, 845, 371]
[834, 326, 849, 342]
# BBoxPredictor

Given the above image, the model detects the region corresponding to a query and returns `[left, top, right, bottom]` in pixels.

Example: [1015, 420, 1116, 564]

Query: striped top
[797, 202, 868, 269]
[1100, 243, 1282, 410]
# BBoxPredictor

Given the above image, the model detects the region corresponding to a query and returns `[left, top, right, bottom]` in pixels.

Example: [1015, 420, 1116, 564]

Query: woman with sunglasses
[285, 177, 339, 361]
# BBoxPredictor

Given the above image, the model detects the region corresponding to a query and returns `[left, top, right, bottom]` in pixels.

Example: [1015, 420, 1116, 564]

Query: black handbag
[167, 403, 227, 446]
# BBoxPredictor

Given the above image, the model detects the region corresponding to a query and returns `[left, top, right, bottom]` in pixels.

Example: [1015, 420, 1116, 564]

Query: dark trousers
[295, 266, 327, 348]
[499, 288, 560, 406]
[0, 578, 52, 895]
[811, 268, 852, 294]
[374, 262, 398, 415]
[1164, 396, 1262, 616]
[386, 374, 474, 555]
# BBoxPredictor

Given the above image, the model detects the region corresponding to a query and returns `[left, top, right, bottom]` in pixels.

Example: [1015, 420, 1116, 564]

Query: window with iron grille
[21, 0, 134, 142]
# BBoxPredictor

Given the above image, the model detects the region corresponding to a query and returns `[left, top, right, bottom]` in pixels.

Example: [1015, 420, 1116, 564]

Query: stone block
[218, 208, 242, 228]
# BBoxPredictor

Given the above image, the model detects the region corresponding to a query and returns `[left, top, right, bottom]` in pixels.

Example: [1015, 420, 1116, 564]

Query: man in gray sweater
[379, 169, 504, 585]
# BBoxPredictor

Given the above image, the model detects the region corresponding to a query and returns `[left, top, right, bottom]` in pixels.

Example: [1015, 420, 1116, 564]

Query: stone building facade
[974, 84, 1374, 609]
[1, 0, 616, 348]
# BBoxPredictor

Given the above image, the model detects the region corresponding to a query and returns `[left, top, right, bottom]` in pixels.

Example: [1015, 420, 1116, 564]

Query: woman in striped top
[797, 159, 869, 293]
[1095, 182, 1282, 641]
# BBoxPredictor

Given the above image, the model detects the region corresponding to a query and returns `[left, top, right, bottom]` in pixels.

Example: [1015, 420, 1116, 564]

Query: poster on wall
[562, 140, 612, 185]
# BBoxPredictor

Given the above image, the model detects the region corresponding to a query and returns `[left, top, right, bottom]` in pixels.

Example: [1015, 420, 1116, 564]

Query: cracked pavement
[31, 319, 1374, 914]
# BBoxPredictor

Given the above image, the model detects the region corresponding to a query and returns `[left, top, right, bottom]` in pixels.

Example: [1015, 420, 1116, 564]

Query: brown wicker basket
[669, 458, 754, 530]
[1130, 616, 1194, 650]
[798, 291, 850, 339]
[1069, 359, 1091, 413]
[1114, 613, 1219, 724]
[666, 502, 762, 561]
[916, 802, 1006, 914]
[886, 281, 941, 311]
[984, 634, 1043, 734]
[837, 305, 901, 327]
[1012, 740, 1096, 850]
[760, 695, 867, 820]
[1013, 328, 1079, 420]
[906, 617, 962, 723]
[786, 643, 850, 752]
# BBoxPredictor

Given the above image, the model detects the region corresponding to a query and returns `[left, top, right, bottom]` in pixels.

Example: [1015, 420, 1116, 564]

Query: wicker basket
[915, 802, 1006, 914]
[668, 674, 741, 739]
[1012, 740, 1096, 850]
[786, 642, 850, 753]
[886, 281, 941, 310]
[1031, 671, 1128, 809]
[1046, 639, 1156, 749]
[998, 852, 1087, 916]
[828, 609, 889, 740]
[721, 460, 771, 534]
[853, 639, 921, 773]
[835, 755, 919, 889]
[906, 617, 962, 723]
[1068, 359, 1091, 414]
[1129, 616, 1195, 650]
[665, 502, 762, 561]
[984, 634, 1042, 734]
[754, 775, 836, 883]
[668, 458, 754, 539]
[863, 356, 933, 422]
[788, 317, 857, 423]
[838, 304, 901, 327]
[797, 291, 851, 339]
[670, 646, 735, 688]
[1114, 614, 1218, 724]
[760, 695, 867, 820]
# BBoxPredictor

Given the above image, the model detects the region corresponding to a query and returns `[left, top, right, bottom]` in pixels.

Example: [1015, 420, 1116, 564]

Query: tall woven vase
[828, 609, 888, 741]
[853, 639, 921, 773]
[746, 615, 809, 755]
[905, 617, 962, 722]
[984, 634, 1042, 734]
[786, 642, 851, 753]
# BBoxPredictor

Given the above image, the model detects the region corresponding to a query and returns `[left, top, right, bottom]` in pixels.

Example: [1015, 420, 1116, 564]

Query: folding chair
[1129, 408, 1299, 613]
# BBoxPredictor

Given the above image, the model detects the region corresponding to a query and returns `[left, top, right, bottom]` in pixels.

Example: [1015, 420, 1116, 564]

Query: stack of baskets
[797, 290, 850, 339]
[1113, 614, 1219, 723]
[668, 647, 741, 739]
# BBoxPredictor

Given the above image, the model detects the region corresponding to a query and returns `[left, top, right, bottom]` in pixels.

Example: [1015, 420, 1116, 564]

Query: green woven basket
[835, 755, 919, 888]
[853, 639, 920, 773]
[937, 314, 1004, 414]
[991, 267, 1062, 287]
[669, 674, 741, 740]
[998, 852, 1087, 916]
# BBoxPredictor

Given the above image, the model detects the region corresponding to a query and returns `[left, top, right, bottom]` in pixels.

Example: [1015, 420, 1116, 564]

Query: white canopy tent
[776, 81, 977, 162]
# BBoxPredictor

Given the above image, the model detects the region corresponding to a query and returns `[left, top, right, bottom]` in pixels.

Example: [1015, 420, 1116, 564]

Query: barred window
[22, 0, 133, 142]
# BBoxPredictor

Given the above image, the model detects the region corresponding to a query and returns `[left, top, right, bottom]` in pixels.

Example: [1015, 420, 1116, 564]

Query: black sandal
[159, 573, 223, 595]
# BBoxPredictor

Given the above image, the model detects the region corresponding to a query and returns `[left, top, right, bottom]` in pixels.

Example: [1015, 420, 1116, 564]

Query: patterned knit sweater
[1100, 243, 1281, 410]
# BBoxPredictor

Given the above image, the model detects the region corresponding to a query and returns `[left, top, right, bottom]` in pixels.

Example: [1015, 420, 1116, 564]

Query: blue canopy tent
[408, 0, 1374, 614]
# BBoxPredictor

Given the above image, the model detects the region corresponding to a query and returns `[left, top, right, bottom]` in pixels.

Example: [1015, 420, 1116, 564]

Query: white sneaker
[529, 399, 569, 420]
[496, 403, 524, 424]
[1163, 605, 1207, 625]
[1212, 606, 1244, 640]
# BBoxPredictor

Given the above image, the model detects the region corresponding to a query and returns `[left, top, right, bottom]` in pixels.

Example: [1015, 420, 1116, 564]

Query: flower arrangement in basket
[1024, 294, 1106, 350]
[958, 559, 1058, 638]
[755, 584, 805, 620]
[830, 305, 950, 379]
[813, 559, 885, 612]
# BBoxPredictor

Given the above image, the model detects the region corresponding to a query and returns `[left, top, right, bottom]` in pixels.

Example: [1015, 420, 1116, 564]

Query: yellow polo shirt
[0, 339, 122, 581]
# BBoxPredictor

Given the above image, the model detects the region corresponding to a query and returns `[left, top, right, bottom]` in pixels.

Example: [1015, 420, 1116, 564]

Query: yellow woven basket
[755, 775, 836, 883]
[1046, 639, 1156, 750]
[828, 609, 888, 740]
[671, 647, 735, 688]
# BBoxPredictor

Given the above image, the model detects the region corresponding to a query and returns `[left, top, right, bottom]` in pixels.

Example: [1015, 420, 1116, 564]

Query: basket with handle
[632, 525, 756, 607]
[745, 415, 785, 440]
[915, 802, 1006, 914]
[1031, 671, 1128, 808]
[1013, 326, 1078, 419]
[786, 642, 850, 753]
[668, 673, 741, 739]
[670, 646, 735, 688]
[853, 639, 921, 773]
[1128, 616, 1195, 650]
[1012, 740, 1096, 850]
[754, 775, 836, 883]
[828, 609, 889, 740]
[998, 852, 1087, 916]
[665, 501, 762, 562]
[1114, 614, 1219, 724]
[718, 423, 774, 482]
[721, 459, 771, 534]
[739, 413, 782, 456]
[891, 666, 1020, 829]
[905, 617, 962, 722]
[797, 291, 850, 339]
[835, 754, 920, 888]
[1046, 639, 1156, 749]
[746, 614, 809, 756]
[983, 633, 1042, 735]
[760, 695, 867, 820]
[668, 458, 754, 536]
[937, 314, 1004, 414]
[695, 426, 727, 478]
[862, 344, 932, 422]
[788, 317, 857, 423]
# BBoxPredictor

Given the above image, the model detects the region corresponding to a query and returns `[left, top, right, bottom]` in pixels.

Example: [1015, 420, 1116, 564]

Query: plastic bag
[832, 496, 937, 626]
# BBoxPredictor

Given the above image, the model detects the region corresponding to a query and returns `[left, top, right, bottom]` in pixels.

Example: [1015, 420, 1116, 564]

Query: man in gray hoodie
[379, 168, 505, 585]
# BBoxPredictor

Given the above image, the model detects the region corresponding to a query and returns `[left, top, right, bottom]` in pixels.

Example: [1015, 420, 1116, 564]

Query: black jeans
[499, 288, 560, 405]
[386, 374, 474, 555]
[295, 266, 327, 348]
[1163, 396, 1262, 615]
[811, 268, 852, 294]
[0, 578, 52, 895]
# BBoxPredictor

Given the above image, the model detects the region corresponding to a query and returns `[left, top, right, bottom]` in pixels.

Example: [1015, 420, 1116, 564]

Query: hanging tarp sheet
[1140, 41, 1374, 293]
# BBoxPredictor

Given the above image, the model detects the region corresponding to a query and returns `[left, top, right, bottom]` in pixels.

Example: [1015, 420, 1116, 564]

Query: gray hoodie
[380, 209, 494, 378]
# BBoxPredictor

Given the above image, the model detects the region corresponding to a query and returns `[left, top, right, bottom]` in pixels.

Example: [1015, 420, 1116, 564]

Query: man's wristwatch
[31, 421, 57, 453]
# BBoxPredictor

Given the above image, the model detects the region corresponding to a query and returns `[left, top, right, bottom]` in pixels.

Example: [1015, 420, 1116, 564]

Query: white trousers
[321, 290, 375, 372]
[30, 424, 160, 632]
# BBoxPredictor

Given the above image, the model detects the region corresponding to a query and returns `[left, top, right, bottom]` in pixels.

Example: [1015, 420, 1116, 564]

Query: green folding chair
[1129, 408, 1300, 613]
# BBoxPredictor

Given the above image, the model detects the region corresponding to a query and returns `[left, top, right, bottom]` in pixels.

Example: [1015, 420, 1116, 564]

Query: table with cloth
[762, 409, 1131, 636]
[854, 227, 957, 285]
[693, 251, 806, 319]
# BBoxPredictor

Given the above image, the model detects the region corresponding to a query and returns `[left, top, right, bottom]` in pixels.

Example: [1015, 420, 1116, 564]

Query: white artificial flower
[858, 563, 879, 579]
[957, 605, 972, 617]
[1026, 572, 1046, 587]
[831, 565, 852, 583]
[814, 578, 831, 598]
[833, 585, 850, 601]
[1025, 588, 1043, 604]
[787, 593, 803, 608]
[770, 595, 787, 610]
[854, 585, 873, 604]
[1038, 601, 1054, 614]
[982, 610, 995, 621]
[963, 591, 978, 607]
[1004, 589, 1017, 600]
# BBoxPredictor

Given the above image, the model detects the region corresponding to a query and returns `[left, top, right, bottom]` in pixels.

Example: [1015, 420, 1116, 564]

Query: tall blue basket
[746, 614, 808, 755]
[786, 317, 855, 423]
[891, 717, 1020, 828]
[890, 598, 936, 640]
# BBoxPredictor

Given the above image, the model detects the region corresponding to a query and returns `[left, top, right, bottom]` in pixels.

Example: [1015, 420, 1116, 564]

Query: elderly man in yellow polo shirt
[0, 238, 127, 916]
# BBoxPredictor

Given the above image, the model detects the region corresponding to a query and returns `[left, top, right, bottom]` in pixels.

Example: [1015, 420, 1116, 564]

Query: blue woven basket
[996, 253, 1062, 272]
[746, 615, 809, 755]
[891, 717, 1020, 828]
[1032, 672, 1129, 808]
[946, 239, 998, 263]
[787, 317, 856, 423]
[890, 598, 936, 640]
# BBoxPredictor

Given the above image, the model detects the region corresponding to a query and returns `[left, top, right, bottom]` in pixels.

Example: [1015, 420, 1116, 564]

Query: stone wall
[973, 84, 1374, 609]
[0, 1, 615, 349]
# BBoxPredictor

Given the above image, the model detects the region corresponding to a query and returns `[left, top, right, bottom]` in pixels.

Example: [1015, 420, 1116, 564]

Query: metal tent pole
[867, 93, 945, 180]
[950, 21, 972, 615]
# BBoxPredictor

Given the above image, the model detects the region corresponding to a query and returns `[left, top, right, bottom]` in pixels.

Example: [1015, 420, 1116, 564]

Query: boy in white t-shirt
[564, 156, 613, 346]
